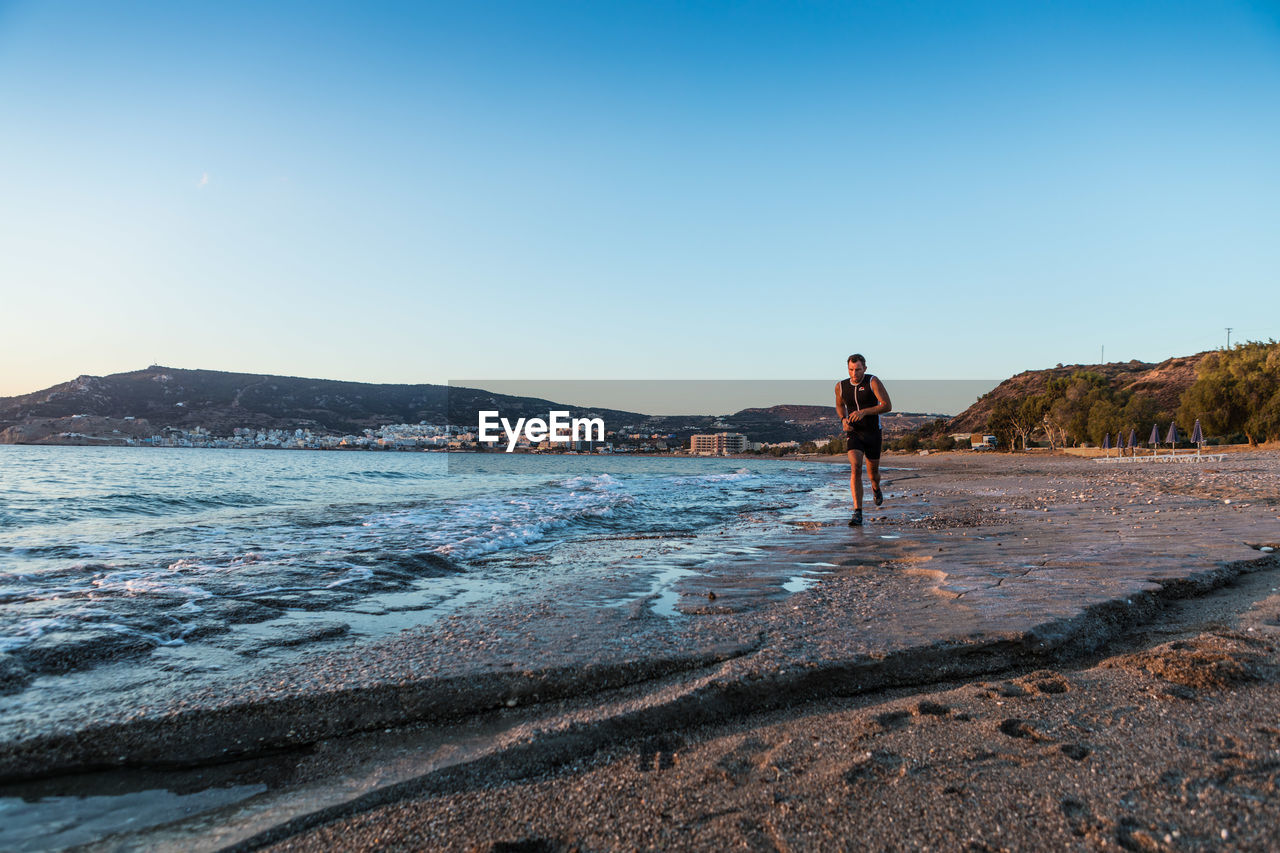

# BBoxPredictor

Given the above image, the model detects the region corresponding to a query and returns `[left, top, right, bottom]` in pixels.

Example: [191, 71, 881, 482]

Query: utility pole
[1100, 345, 1104, 364]
[1225, 328, 1233, 349]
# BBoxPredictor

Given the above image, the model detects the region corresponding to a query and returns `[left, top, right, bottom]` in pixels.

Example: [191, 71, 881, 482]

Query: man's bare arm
[865, 376, 892, 416]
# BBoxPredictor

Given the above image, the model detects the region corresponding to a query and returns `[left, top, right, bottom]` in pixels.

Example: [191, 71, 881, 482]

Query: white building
[690, 432, 748, 455]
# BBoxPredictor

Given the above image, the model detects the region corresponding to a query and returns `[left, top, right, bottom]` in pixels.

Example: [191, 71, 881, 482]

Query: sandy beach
[4, 450, 1278, 851]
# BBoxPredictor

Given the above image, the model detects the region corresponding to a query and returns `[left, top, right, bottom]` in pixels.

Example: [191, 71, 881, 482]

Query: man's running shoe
[873, 486, 883, 506]
[848, 509, 863, 527]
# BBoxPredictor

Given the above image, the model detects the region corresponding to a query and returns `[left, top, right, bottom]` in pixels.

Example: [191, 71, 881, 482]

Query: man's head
[847, 354, 867, 381]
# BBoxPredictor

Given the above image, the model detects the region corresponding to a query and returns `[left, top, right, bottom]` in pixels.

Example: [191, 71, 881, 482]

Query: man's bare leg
[867, 457, 882, 505]
[847, 449, 865, 525]
[847, 449, 865, 508]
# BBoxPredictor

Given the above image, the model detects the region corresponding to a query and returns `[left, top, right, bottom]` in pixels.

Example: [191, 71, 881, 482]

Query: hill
[946, 354, 1206, 433]
[0, 367, 643, 443]
[0, 367, 852, 446]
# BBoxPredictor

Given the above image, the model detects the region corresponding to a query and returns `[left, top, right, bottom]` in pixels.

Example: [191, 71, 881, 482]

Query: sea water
[0, 445, 844, 710]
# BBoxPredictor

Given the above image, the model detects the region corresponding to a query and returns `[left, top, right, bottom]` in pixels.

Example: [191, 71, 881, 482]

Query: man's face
[848, 360, 866, 382]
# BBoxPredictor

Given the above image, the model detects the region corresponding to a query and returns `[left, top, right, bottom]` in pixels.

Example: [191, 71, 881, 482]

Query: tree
[1013, 394, 1048, 450]
[1041, 406, 1067, 450]
[1121, 393, 1161, 439]
[1041, 372, 1110, 447]
[821, 436, 847, 454]
[986, 398, 1020, 451]
[930, 434, 957, 452]
[1086, 398, 1123, 447]
[1178, 341, 1280, 445]
[1249, 386, 1280, 445]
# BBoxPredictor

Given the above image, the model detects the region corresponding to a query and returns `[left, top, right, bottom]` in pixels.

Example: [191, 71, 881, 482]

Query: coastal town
[81, 421, 793, 455]
[9, 403, 951, 456]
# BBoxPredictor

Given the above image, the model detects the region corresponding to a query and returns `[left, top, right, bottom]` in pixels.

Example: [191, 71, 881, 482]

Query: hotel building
[689, 432, 748, 455]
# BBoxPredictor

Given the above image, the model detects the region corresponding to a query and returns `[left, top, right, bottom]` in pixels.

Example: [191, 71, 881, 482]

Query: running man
[836, 353, 892, 526]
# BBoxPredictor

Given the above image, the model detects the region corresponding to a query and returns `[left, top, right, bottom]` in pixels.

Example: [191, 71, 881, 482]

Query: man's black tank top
[840, 376, 880, 432]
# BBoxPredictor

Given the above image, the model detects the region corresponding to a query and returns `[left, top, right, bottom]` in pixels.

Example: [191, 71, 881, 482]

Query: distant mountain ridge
[0, 367, 847, 445]
[0, 366, 644, 442]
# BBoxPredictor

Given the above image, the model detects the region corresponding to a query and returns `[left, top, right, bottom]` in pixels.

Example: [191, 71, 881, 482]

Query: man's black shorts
[845, 429, 883, 461]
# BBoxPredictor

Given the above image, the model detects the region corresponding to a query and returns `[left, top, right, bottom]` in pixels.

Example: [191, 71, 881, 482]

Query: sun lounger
[1095, 451, 1225, 464]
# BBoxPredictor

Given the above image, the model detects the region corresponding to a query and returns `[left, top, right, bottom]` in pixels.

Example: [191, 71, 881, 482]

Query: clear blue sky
[2, 1, 1278, 399]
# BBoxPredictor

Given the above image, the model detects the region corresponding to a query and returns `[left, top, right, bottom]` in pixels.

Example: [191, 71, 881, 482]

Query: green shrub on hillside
[1179, 341, 1280, 445]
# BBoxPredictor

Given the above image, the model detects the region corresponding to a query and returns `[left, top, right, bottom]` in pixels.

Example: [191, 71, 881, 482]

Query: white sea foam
[670, 467, 754, 485]
[358, 478, 637, 560]
[121, 579, 214, 599]
[0, 617, 69, 653]
[325, 567, 374, 588]
[1, 449, 826, 679]
[103, 622, 187, 647]
[87, 570, 214, 601]
[553, 473, 620, 490]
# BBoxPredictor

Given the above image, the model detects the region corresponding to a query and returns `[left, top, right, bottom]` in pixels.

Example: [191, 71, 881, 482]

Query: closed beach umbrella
[1148, 424, 1160, 445]
[1165, 422, 1178, 445]
[1127, 428, 1136, 448]
[1191, 418, 1204, 445]
[1102, 433, 1111, 450]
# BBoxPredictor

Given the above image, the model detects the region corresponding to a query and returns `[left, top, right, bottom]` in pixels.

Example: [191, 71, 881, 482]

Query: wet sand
[269, 572, 1280, 852]
[4, 450, 1279, 851]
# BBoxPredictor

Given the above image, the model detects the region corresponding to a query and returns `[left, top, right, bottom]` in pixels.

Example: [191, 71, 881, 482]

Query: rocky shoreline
[3, 451, 1278, 851]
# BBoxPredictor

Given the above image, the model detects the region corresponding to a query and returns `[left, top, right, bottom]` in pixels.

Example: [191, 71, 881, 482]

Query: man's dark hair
[847, 354, 866, 367]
